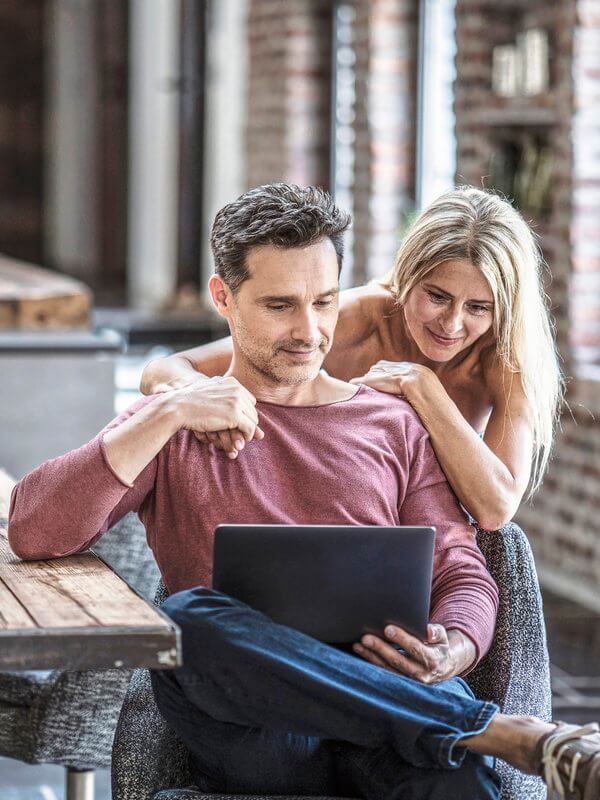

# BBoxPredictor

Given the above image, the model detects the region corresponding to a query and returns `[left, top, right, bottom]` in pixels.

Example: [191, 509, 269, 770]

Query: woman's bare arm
[416, 370, 533, 531]
[140, 337, 233, 395]
[351, 354, 533, 531]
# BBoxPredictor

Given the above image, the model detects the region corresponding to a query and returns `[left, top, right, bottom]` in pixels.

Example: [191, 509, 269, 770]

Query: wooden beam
[0, 254, 92, 328]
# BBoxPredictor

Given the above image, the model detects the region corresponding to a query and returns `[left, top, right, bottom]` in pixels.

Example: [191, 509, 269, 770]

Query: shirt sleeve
[8, 396, 160, 560]
[398, 421, 499, 669]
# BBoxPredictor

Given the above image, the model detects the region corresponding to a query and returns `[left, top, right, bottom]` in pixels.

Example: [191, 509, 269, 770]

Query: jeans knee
[162, 585, 222, 624]
[161, 586, 243, 652]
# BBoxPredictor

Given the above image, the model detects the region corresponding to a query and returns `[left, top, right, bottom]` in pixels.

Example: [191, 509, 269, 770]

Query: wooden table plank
[0, 531, 180, 670]
[0, 543, 162, 628]
[0, 579, 36, 629]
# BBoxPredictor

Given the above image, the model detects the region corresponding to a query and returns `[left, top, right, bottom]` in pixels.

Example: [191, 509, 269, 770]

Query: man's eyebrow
[257, 287, 340, 303]
[423, 282, 494, 305]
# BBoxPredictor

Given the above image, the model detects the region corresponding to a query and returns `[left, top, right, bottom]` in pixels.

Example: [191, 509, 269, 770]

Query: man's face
[224, 238, 340, 386]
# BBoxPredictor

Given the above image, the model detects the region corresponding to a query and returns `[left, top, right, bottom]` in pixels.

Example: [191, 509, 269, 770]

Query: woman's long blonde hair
[382, 185, 564, 495]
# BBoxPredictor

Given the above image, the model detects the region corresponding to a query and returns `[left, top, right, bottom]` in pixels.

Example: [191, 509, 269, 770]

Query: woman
[140, 186, 563, 531]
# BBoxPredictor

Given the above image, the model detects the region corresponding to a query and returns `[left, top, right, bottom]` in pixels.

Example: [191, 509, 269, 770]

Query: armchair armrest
[467, 521, 551, 800]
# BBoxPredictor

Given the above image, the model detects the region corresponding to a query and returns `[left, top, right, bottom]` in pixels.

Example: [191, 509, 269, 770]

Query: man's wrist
[154, 391, 186, 436]
[447, 628, 477, 674]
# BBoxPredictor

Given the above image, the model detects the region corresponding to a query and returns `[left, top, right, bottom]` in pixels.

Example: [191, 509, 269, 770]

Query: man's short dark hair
[210, 183, 352, 292]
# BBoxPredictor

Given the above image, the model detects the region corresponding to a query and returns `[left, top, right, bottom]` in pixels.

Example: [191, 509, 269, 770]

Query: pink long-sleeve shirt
[9, 385, 498, 664]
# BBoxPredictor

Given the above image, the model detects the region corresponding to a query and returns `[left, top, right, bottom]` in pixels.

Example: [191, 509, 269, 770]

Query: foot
[536, 722, 600, 799]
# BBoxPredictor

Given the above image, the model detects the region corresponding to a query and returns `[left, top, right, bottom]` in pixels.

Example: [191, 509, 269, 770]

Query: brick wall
[246, 0, 333, 189]
[245, 0, 418, 284]
[570, 0, 600, 368]
[352, 0, 419, 283]
[455, 0, 600, 609]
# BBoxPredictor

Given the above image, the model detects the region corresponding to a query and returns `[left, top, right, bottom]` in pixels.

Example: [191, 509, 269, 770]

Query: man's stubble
[232, 312, 328, 387]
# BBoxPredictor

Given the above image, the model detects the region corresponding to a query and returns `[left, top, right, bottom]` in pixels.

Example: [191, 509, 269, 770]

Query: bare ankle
[460, 714, 555, 774]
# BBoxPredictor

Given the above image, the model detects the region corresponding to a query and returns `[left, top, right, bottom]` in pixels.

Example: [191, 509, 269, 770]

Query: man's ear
[208, 274, 233, 318]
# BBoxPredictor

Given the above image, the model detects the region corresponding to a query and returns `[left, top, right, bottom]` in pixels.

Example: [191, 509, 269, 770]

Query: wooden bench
[0, 254, 91, 329]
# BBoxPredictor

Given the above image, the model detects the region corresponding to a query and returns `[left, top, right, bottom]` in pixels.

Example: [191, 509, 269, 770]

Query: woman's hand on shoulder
[349, 360, 440, 405]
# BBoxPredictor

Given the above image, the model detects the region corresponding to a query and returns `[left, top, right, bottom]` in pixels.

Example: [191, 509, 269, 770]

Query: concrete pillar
[44, 0, 99, 282]
[201, 0, 249, 292]
[127, 0, 181, 309]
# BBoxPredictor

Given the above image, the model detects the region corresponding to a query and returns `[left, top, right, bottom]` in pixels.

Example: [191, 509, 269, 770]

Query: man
[9, 184, 600, 799]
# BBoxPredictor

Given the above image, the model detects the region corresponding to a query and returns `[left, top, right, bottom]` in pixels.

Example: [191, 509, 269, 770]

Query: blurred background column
[201, 0, 248, 294]
[45, 0, 99, 285]
[128, 0, 180, 310]
[351, 0, 419, 283]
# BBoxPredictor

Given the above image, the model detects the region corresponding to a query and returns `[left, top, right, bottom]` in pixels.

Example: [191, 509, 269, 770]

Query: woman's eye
[469, 305, 489, 315]
[427, 291, 447, 303]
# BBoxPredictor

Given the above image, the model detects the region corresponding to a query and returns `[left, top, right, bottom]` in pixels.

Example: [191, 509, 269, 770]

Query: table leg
[66, 768, 94, 800]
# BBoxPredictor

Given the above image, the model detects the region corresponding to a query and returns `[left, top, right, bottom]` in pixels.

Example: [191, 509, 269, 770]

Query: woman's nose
[440, 306, 464, 333]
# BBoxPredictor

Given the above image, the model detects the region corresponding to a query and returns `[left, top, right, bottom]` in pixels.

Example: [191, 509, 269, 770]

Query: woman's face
[403, 259, 494, 362]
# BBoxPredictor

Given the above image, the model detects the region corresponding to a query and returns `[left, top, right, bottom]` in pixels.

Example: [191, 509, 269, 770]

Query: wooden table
[0, 253, 91, 329]
[0, 517, 180, 671]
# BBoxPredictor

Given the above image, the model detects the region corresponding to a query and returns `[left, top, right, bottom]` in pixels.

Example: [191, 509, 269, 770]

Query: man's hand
[151, 375, 207, 394]
[352, 624, 476, 684]
[172, 376, 264, 459]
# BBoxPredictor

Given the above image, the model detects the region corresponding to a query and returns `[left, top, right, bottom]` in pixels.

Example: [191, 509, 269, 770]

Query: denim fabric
[152, 586, 501, 799]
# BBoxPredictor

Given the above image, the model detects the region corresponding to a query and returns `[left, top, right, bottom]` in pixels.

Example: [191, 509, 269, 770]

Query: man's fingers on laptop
[357, 626, 460, 684]
[383, 625, 438, 664]
[352, 643, 389, 672]
[354, 637, 431, 681]
[426, 624, 447, 644]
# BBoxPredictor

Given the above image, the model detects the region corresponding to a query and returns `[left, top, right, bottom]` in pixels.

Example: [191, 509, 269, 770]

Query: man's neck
[226, 358, 356, 407]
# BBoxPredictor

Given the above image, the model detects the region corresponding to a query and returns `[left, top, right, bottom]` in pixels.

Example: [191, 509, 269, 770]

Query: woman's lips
[427, 329, 463, 347]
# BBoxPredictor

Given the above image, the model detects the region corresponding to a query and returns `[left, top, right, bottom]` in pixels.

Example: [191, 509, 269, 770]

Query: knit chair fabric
[471, 523, 551, 799]
[0, 511, 160, 769]
[112, 521, 551, 800]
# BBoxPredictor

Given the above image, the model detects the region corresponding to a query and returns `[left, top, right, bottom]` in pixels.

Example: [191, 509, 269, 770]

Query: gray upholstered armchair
[0, 512, 160, 800]
[112, 521, 552, 800]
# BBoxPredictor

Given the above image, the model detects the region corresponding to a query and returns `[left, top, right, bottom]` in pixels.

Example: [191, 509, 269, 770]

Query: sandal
[537, 722, 600, 799]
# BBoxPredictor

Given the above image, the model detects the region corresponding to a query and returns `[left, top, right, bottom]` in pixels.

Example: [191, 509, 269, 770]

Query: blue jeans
[151, 587, 501, 799]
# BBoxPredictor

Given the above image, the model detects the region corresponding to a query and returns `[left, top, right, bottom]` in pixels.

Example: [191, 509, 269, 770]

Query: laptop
[212, 524, 435, 643]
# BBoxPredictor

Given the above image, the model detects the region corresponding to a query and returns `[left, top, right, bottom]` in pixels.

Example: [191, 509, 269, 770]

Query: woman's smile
[426, 328, 465, 348]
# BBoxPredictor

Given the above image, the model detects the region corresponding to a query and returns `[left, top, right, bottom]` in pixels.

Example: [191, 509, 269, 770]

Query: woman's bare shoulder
[337, 283, 395, 346]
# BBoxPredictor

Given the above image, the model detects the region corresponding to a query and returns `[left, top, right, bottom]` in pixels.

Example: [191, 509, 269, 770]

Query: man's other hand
[352, 624, 476, 684]
[172, 376, 265, 459]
